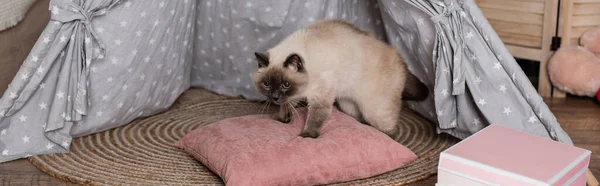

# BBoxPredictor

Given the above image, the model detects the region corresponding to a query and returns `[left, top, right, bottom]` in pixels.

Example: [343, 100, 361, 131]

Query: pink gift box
[437, 124, 591, 186]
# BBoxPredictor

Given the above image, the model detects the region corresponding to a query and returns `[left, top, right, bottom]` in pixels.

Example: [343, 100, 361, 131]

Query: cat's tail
[402, 72, 429, 101]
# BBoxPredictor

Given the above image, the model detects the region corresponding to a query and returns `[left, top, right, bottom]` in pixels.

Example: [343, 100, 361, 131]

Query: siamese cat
[252, 19, 429, 139]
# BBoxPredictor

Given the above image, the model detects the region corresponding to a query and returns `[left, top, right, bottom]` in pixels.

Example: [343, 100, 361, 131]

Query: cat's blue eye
[282, 82, 290, 88]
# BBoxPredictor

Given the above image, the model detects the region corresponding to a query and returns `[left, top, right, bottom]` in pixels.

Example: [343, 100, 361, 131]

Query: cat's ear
[254, 52, 269, 68]
[283, 54, 305, 72]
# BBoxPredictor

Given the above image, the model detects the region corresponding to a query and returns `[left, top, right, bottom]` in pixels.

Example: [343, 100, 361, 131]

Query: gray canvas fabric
[191, 0, 387, 100]
[390, 0, 572, 145]
[0, 0, 574, 163]
[0, 0, 195, 163]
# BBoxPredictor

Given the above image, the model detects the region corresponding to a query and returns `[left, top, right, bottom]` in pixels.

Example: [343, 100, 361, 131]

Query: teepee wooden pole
[588, 168, 599, 186]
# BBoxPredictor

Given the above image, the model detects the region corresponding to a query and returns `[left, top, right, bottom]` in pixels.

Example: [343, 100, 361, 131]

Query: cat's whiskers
[249, 99, 267, 112]
[266, 101, 272, 114]
[288, 101, 300, 117]
[259, 100, 269, 115]
[295, 99, 307, 107]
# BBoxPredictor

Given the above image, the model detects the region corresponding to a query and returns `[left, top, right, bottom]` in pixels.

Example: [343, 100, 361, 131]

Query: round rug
[29, 98, 459, 186]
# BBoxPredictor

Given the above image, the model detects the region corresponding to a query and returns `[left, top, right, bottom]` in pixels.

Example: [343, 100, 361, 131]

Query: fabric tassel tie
[430, 0, 466, 96]
[49, 0, 113, 120]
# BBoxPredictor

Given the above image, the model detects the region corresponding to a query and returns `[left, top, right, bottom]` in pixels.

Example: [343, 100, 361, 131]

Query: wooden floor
[0, 97, 599, 186]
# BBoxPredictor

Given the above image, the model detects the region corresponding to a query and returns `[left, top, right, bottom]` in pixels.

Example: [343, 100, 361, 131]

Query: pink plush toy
[580, 26, 600, 58]
[548, 26, 600, 103]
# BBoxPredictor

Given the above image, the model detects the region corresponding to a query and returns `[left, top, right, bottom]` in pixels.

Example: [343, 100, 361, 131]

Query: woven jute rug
[28, 88, 459, 185]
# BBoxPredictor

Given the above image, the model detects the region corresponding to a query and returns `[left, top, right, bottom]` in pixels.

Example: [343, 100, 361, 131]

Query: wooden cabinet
[476, 0, 600, 98]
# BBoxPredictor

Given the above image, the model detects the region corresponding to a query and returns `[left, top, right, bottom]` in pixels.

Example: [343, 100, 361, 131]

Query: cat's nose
[271, 93, 280, 101]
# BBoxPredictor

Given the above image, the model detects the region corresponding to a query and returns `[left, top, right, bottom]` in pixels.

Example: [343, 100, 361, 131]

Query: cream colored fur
[257, 20, 414, 139]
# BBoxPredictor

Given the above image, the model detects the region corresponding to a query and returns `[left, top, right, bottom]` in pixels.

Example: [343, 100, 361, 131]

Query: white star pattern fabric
[191, 0, 387, 100]
[0, 0, 575, 163]
[0, 0, 194, 163]
[382, 0, 572, 146]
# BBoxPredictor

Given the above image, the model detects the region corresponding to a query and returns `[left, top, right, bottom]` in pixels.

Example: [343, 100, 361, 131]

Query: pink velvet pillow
[174, 107, 417, 186]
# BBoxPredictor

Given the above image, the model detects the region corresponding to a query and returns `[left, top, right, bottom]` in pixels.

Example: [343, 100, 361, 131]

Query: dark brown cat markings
[254, 52, 307, 124]
[299, 101, 332, 138]
[252, 20, 429, 139]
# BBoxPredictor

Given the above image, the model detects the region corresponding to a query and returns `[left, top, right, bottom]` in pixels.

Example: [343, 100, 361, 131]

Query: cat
[251, 19, 429, 139]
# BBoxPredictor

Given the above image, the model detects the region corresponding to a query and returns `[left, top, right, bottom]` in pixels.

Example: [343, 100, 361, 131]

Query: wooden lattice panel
[475, 0, 546, 49]
[561, 0, 600, 47]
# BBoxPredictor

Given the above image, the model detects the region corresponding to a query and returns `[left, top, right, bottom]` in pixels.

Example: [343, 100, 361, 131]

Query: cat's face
[251, 52, 309, 105]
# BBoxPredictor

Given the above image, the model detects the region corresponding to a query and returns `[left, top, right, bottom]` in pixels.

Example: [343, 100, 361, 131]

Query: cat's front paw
[272, 114, 291, 123]
[277, 116, 291, 123]
[299, 130, 320, 138]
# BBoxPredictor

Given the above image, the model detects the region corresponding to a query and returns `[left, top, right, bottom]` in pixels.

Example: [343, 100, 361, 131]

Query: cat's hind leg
[358, 97, 402, 140]
[336, 98, 366, 124]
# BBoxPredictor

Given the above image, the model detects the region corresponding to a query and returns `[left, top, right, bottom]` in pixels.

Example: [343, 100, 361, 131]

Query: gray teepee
[0, 0, 573, 163]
